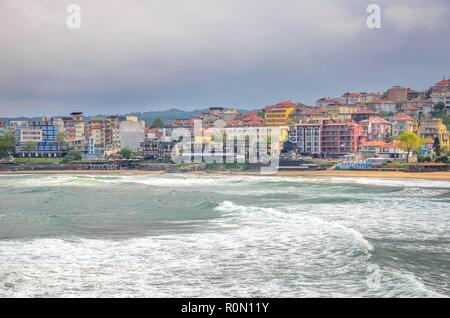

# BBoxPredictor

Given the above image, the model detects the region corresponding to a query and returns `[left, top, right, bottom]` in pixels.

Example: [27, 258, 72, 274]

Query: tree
[433, 136, 441, 157]
[0, 132, 17, 157]
[150, 117, 164, 128]
[396, 132, 421, 163]
[120, 148, 133, 159]
[57, 132, 68, 157]
[62, 149, 82, 162]
[434, 102, 446, 114]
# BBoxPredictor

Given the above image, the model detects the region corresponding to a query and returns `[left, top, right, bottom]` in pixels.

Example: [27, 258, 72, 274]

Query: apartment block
[419, 118, 449, 148]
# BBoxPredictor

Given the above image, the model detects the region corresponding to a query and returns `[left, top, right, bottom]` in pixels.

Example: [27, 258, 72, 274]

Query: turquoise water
[0, 173, 449, 297]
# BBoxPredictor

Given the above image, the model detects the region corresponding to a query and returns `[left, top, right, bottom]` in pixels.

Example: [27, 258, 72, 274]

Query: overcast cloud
[0, 0, 449, 116]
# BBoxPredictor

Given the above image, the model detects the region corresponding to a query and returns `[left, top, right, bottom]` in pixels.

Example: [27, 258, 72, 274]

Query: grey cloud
[0, 0, 449, 116]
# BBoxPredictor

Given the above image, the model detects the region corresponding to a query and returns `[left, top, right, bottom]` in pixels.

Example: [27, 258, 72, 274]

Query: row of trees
[0, 132, 16, 157]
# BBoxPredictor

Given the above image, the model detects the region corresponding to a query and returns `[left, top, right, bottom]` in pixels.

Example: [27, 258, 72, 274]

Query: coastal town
[1, 78, 450, 173]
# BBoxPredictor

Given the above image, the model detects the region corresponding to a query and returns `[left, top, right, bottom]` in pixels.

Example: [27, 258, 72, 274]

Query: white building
[368, 99, 398, 113]
[431, 79, 450, 113]
[119, 116, 145, 152]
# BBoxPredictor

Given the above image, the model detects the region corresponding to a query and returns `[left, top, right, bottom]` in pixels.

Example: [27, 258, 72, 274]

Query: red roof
[277, 100, 299, 107]
[435, 80, 450, 87]
[306, 107, 328, 115]
[368, 117, 391, 124]
[360, 140, 389, 147]
[393, 113, 415, 121]
[264, 100, 299, 110]
[360, 141, 400, 149]
[410, 98, 432, 103]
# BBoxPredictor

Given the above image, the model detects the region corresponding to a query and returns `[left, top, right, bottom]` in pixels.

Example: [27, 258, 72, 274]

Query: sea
[0, 173, 449, 297]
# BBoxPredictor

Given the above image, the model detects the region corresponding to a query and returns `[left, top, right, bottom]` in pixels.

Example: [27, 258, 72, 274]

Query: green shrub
[436, 156, 449, 164]
[417, 155, 432, 163]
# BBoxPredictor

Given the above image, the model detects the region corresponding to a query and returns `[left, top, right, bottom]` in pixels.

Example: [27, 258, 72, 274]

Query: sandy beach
[2, 169, 450, 180]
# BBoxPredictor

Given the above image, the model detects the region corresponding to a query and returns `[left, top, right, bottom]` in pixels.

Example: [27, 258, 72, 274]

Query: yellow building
[326, 104, 357, 121]
[263, 102, 295, 126]
[63, 112, 85, 145]
[419, 118, 449, 148]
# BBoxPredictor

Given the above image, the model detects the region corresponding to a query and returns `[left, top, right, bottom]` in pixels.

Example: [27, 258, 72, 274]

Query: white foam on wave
[0, 233, 441, 298]
[0, 174, 257, 189]
[215, 200, 374, 254]
[382, 270, 447, 298]
[299, 214, 374, 253]
[2, 173, 450, 191]
[0, 175, 122, 188]
[214, 200, 291, 220]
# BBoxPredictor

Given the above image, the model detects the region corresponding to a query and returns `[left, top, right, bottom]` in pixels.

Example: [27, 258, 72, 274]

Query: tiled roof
[368, 117, 391, 124]
[360, 141, 400, 149]
[410, 98, 432, 103]
[360, 140, 388, 147]
[435, 80, 450, 86]
[393, 113, 415, 121]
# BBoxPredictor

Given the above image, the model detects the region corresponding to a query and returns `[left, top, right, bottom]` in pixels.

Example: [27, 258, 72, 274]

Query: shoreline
[1, 169, 450, 180]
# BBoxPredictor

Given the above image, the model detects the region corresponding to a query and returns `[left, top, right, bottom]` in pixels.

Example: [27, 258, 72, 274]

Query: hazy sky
[1, 0, 450, 116]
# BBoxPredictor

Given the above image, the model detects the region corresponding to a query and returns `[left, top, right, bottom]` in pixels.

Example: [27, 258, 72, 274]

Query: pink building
[290, 119, 362, 157]
[321, 120, 362, 157]
[359, 117, 392, 141]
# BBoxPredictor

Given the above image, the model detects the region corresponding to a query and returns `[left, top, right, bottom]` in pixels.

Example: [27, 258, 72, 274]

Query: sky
[0, 0, 450, 117]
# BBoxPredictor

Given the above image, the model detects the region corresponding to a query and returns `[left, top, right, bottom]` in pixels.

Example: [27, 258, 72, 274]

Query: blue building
[8, 120, 29, 141]
[16, 120, 62, 158]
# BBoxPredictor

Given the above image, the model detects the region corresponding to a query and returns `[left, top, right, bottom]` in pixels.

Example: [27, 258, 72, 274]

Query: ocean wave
[2, 173, 450, 191]
[215, 201, 374, 254]
[0, 231, 445, 297]
[381, 270, 447, 298]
